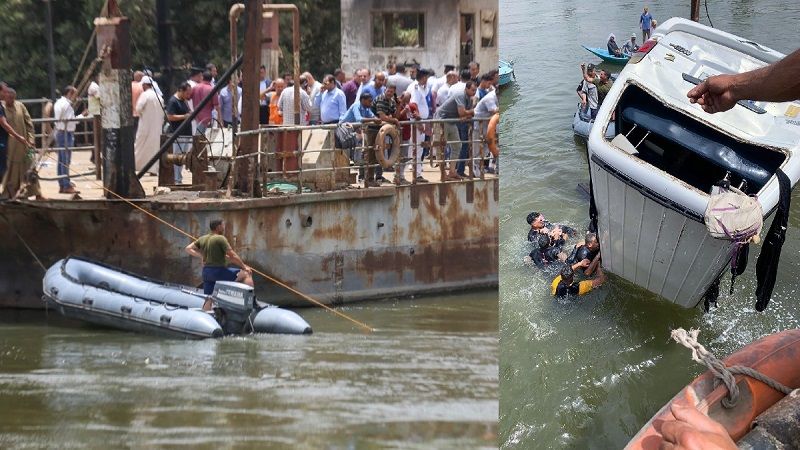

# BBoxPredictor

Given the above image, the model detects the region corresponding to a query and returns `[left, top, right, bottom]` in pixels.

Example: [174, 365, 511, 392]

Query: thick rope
[0, 213, 47, 272]
[671, 328, 793, 408]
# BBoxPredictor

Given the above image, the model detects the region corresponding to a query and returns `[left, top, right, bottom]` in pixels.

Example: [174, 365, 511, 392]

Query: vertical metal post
[690, 0, 701, 22]
[411, 124, 418, 184]
[156, 0, 173, 94]
[478, 119, 485, 180]
[92, 114, 102, 179]
[438, 124, 446, 182]
[237, 0, 263, 196]
[467, 124, 474, 179]
[296, 130, 303, 194]
[44, 0, 57, 100]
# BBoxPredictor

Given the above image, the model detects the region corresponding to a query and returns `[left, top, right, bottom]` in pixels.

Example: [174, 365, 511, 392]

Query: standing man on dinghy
[186, 219, 254, 297]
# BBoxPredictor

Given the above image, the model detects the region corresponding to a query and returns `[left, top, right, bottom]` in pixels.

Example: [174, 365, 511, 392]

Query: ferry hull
[0, 179, 498, 309]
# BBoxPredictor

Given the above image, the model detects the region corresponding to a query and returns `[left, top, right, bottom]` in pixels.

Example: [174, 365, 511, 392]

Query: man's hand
[656, 404, 737, 450]
[242, 265, 253, 274]
[687, 74, 739, 114]
[578, 259, 590, 268]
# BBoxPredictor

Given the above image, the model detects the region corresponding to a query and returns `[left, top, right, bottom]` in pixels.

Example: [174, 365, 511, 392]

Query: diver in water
[551, 258, 606, 299]
[525, 233, 563, 270]
[526, 211, 576, 243]
[564, 232, 601, 273]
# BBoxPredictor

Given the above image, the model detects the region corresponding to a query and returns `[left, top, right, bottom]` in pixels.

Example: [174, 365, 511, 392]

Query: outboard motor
[211, 281, 313, 335]
[211, 281, 257, 334]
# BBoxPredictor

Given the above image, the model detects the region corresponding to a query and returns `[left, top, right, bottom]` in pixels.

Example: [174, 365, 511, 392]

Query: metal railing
[197, 117, 497, 194]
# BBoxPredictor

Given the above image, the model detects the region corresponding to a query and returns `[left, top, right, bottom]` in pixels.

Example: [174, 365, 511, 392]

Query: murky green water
[0, 292, 497, 449]
[499, 1, 800, 448]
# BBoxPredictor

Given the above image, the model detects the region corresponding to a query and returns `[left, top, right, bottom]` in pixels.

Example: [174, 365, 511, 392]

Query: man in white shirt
[473, 89, 499, 174]
[53, 85, 82, 194]
[406, 68, 432, 182]
[134, 77, 165, 175]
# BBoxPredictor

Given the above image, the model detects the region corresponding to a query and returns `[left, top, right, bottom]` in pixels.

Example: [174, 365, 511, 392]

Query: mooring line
[28, 152, 375, 333]
[0, 213, 47, 272]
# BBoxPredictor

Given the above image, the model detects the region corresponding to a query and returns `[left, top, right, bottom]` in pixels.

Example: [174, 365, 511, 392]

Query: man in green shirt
[185, 219, 254, 296]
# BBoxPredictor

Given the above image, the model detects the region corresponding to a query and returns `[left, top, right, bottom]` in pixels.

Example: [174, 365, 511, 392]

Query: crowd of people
[0, 58, 501, 199]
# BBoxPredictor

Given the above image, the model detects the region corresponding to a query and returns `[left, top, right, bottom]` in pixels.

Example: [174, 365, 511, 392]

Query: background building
[341, 0, 498, 74]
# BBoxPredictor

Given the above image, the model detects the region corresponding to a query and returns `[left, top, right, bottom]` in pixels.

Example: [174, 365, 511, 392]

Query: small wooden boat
[626, 328, 800, 448]
[582, 45, 630, 64]
[499, 59, 515, 87]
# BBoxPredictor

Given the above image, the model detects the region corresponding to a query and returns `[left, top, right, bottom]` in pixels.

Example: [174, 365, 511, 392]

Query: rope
[0, 213, 47, 272]
[671, 328, 793, 408]
[36, 152, 375, 333]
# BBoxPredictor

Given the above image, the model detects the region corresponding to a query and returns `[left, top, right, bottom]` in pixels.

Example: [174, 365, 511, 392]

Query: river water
[0, 292, 497, 449]
[499, 1, 800, 448]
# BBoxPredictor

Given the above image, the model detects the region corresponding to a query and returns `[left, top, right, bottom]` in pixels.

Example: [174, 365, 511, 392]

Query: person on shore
[300, 72, 323, 124]
[333, 68, 346, 90]
[407, 68, 433, 183]
[436, 81, 477, 181]
[166, 82, 193, 184]
[185, 219, 254, 302]
[317, 74, 347, 124]
[54, 85, 81, 194]
[640, 6, 654, 42]
[622, 34, 640, 56]
[142, 69, 163, 98]
[191, 71, 220, 129]
[342, 69, 365, 108]
[551, 260, 606, 298]
[387, 64, 413, 95]
[607, 33, 622, 57]
[362, 72, 387, 102]
[1, 87, 40, 200]
[131, 70, 144, 133]
[277, 81, 313, 126]
[372, 83, 400, 184]
[468, 61, 481, 85]
[687, 48, 800, 114]
[265, 78, 285, 125]
[0, 83, 34, 184]
[259, 65, 272, 125]
[473, 88, 499, 173]
[134, 76, 164, 175]
[206, 63, 218, 85]
[340, 92, 382, 187]
[395, 91, 414, 183]
[218, 80, 241, 128]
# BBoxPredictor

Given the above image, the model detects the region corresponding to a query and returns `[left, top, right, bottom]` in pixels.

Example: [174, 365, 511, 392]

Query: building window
[372, 12, 425, 48]
[480, 10, 497, 48]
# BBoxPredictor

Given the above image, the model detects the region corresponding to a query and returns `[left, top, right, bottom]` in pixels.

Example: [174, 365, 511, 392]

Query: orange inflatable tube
[486, 113, 500, 158]
[626, 328, 800, 449]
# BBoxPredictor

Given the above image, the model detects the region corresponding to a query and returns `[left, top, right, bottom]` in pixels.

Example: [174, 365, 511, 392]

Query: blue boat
[499, 59, 515, 86]
[581, 45, 630, 64]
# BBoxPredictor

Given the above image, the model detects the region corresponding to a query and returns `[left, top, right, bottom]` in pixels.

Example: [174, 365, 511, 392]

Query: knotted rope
[670, 328, 793, 408]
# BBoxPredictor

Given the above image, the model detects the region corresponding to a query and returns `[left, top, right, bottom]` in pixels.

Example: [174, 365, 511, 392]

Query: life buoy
[487, 113, 500, 158]
[625, 328, 800, 449]
[375, 123, 401, 169]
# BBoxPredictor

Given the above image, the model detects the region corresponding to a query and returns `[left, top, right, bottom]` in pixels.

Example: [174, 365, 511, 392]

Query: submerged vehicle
[587, 18, 800, 308]
[43, 257, 312, 339]
[581, 45, 630, 64]
[626, 328, 800, 449]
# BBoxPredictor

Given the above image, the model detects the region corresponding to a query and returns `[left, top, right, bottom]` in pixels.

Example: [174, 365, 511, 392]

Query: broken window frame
[371, 12, 425, 49]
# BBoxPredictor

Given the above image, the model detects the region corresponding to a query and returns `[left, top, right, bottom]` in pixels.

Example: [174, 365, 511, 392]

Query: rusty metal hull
[0, 179, 498, 309]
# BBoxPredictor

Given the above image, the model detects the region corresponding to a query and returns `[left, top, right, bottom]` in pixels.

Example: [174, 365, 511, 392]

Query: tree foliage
[0, 0, 340, 98]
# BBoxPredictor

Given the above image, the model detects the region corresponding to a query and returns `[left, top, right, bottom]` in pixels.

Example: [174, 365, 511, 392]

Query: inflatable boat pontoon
[43, 257, 312, 339]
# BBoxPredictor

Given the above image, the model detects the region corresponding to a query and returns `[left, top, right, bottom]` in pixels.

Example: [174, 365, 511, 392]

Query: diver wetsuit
[565, 244, 599, 265]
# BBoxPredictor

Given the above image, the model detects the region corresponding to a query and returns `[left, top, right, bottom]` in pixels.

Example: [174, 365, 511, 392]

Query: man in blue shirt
[361, 72, 386, 101]
[639, 6, 653, 41]
[218, 83, 242, 127]
[340, 93, 382, 186]
[317, 74, 348, 124]
[258, 65, 272, 124]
